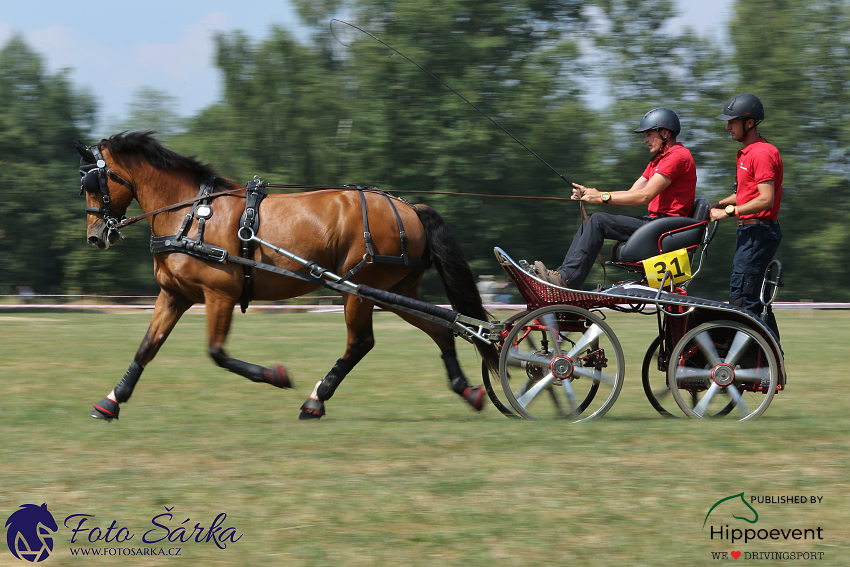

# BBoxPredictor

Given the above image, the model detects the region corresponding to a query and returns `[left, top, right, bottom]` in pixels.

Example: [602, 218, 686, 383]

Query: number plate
[642, 248, 691, 289]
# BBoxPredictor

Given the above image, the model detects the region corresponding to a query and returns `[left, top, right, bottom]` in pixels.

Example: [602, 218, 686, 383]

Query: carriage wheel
[667, 321, 778, 421]
[499, 305, 624, 421]
[642, 336, 734, 418]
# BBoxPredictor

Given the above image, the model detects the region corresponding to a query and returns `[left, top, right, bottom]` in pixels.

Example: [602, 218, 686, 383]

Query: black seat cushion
[613, 199, 709, 263]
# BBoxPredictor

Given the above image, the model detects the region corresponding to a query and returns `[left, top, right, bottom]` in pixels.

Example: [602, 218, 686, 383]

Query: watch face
[725, 205, 735, 215]
[602, 192, 611, 202]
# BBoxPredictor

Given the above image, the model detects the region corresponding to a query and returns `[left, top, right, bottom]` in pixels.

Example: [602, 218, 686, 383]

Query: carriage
[76, 133, 784, 422]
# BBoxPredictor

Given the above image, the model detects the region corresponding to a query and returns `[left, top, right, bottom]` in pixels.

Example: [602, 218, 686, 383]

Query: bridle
[79, 145, 136, 241]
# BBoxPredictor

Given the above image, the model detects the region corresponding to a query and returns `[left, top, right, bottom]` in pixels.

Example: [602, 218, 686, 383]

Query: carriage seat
[611, 198, 710, 264]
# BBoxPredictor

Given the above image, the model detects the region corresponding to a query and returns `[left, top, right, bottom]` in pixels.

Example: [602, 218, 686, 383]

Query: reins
[113, 183, 577, 231]
[112, 186, 246, 229]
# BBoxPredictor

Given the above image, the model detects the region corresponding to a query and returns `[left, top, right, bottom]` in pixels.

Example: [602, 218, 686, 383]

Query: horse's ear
[73, 140, 95, 162]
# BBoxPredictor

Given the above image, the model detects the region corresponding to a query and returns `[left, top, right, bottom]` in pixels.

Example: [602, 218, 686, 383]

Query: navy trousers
[729, 224, 782, 342]
[556, 213, 653, 288]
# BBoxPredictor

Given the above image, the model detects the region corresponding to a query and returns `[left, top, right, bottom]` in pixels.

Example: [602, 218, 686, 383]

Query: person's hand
[709, 207, 729, 221]
[571, 182, 600, 203]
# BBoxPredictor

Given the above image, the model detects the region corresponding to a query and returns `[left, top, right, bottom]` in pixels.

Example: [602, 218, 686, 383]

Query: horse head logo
[703, 492, 758, 529]
[5, 504, 58, 562]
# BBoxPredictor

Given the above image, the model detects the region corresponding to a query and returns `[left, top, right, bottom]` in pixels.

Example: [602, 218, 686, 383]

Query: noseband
[79, 145, 136, 240]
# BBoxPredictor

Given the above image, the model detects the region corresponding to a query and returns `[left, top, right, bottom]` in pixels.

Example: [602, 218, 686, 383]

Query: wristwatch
[725, 204, 736, 217]
[600, 192, 612, 204]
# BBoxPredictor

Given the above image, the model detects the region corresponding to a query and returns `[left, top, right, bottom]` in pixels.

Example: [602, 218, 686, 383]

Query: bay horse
[74, 131, 497, 420]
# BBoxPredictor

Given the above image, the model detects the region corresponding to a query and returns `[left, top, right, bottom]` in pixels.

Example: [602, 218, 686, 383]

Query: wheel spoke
[724, 331, 753, 367]
[572, 365, 617, 386]
[561, 378, 579, 414]
[516, 373, 557, 408]
[694, 331, 721, 366]
[673, 367, 713, 382]
[506, 346, 551, 367]
[734, 367, 770, 383]
[693, 382, 720, 416]
[726, 383, 751, 417]
[538, 313, 563, 356]
[566, 324, 603, 359]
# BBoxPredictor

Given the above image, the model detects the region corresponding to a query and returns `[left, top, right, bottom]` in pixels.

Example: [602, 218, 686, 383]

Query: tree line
[1, 0, 848, 303]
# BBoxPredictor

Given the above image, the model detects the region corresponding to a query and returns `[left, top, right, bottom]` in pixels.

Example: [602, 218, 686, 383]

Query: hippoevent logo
[4, 504, 242, 561]
[5, 504, 58, 562]
[704, 493, 827, 561]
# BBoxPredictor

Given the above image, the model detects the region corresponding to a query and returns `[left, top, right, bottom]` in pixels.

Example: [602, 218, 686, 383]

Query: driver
[533, 107, 697, 289]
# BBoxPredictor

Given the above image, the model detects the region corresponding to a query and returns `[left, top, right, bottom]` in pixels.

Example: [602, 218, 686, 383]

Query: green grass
[0, 309, 847, 566]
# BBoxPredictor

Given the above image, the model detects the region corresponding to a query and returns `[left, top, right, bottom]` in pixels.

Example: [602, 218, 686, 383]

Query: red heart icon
[731, 551, 741, 560]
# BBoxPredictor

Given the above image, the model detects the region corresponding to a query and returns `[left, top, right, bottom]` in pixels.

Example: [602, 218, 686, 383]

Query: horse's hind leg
[205, 295, 292, 390]
[389, 309, 486, 411]
[299, 293, 375, 420]
[91, 289, 192, 421]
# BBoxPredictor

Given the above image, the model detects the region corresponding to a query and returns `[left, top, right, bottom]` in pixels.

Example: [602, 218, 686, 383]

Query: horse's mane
[101, 131, 219, 179]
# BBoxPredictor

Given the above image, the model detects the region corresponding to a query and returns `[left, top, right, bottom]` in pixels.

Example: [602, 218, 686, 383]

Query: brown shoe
[533, 261, 568, 287]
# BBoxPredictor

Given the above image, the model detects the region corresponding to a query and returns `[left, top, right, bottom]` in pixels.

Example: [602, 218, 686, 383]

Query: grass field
[0, 308, 847, 566]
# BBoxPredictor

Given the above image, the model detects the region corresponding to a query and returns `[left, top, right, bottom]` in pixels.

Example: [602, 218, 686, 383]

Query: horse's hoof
[91, 398, 119, 421]
[264, 364, 293, 389]
[462, 386, 487, 412]
[299, 398, 325, 420]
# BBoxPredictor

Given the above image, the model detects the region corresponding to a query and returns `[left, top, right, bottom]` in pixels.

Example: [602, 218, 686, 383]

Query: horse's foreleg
[205, 295, 292, 389]
[299, 294, 375, 420]
[91, 289, 192, 421]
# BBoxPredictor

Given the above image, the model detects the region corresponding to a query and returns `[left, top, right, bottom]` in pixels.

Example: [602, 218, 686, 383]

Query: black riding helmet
[717, 93, 764, 139]
[634, 108, 681, 136]
[635, 108, 681, 154]
[716, 93, 764, 122]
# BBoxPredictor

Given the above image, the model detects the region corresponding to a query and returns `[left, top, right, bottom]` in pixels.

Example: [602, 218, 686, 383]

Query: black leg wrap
[91, 397, 120, 421]
[316, 358, 352, 402]
[442, 351, 469, 395]
[222, 358, 268, 383]
[114, 361, 144, 403]
[442, 351, 485, 411]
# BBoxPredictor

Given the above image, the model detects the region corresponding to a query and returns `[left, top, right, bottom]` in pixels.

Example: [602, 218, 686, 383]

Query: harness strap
[338, 189, 431, 283]
[238, 178, 268, 313]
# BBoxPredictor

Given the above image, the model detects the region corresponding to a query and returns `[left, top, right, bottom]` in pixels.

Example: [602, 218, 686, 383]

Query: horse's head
[74, 139, 136, 249]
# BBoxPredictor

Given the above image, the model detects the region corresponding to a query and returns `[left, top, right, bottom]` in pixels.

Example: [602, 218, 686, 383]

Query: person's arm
[571, 173, 672, 206]
[710, 181, 774, 220]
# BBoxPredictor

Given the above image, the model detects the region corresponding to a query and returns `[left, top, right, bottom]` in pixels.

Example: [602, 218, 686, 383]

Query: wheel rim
[667, 321, 778, 421]
[499, 306, 624, 421]
[642, 336, 679, 418]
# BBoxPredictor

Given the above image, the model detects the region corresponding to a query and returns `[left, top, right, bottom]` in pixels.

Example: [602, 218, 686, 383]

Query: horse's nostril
[88, 235, 105, 249]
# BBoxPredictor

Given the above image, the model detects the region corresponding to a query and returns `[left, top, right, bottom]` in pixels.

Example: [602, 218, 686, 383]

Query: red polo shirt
[641, 142, 696, 217]
[736, 138, 783, 220]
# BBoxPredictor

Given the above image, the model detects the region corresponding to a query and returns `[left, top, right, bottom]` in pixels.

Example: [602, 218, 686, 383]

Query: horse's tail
[413, 204, 499, 373]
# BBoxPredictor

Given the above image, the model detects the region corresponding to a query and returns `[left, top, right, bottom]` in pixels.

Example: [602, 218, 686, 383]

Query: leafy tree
[0, 36, 96, 295]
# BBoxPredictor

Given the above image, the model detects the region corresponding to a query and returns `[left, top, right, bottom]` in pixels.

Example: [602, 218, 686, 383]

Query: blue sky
[1, 1, 733, 129]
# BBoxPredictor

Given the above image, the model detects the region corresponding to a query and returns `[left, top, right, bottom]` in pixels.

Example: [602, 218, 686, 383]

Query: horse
[74, 131, 498, 420]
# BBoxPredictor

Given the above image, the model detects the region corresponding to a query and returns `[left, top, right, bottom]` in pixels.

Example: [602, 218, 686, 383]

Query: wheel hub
[711, 363, 735, 386]
[550, 356, 574, 380]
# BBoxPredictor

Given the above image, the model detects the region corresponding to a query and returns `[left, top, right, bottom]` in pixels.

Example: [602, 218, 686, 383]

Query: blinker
[83, 170, 102, 193]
